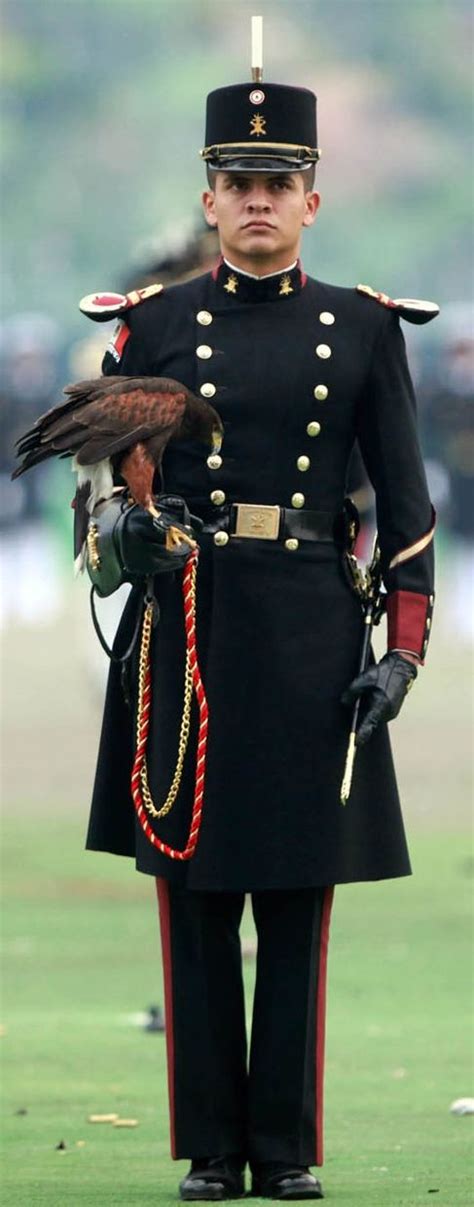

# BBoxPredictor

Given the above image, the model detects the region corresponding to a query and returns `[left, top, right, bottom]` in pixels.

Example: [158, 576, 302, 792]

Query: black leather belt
[199, 502, 342, 544]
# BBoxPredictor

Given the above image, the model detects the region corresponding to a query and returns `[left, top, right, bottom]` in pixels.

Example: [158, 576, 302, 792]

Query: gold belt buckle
[233, 503, 281, 540]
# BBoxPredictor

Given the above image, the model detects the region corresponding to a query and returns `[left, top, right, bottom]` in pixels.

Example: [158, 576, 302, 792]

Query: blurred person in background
[0, 313, 63, 627]
[121, 217, 221, 293]
[420, 308, 474, 642]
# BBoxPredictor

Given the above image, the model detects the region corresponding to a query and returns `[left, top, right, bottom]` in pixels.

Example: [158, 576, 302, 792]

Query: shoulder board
[79, 283, 164, 323]
[356, 284, 440, 325]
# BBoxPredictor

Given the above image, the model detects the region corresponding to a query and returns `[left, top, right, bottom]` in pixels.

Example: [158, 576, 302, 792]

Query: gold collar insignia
[224, 273, 239, 294]
[279, 274, 294, 296]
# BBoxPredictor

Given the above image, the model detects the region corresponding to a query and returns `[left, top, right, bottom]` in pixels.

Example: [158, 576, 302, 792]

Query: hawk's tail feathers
[71, 457, 114, 568]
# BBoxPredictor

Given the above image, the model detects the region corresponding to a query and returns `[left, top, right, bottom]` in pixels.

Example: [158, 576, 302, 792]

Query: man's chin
[234, 235, 281, 259]
[240, 229, 278, 246]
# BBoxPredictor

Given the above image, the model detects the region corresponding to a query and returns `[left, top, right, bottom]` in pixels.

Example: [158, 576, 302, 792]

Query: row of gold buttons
[286, 315, 334, 545]
[199, 309, 334, 546]
[194, 321, 224, 499]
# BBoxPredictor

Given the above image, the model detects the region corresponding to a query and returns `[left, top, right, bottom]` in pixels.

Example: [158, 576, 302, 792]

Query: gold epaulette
[357, 284, 439, 325]
[79, 283, 164, 323]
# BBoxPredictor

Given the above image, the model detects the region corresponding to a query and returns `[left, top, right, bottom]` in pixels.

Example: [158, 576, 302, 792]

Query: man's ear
[303, 191, 320, 228]
[202, 190, 217, 228]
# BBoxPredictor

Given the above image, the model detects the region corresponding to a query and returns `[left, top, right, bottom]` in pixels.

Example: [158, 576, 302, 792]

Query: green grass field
[1, 575, 473, 1205]
[2, 825, 472, 1205]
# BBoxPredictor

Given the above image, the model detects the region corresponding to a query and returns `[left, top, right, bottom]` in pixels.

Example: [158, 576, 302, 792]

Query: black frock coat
[86, 262, 434, 890]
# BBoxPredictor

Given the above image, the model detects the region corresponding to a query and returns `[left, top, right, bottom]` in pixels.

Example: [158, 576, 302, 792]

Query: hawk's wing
[13, 377, 187, 476]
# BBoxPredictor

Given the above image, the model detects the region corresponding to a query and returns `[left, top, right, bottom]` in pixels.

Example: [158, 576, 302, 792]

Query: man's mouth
[242, 221, 275, 230]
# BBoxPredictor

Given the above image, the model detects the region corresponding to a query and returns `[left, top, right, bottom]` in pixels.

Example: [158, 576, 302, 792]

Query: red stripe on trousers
[315, 886, 334, 1165]
[155, 878, 177, 1158]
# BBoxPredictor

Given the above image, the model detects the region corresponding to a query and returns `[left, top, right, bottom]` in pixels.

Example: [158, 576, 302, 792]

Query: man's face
[202, 172, 320, 272]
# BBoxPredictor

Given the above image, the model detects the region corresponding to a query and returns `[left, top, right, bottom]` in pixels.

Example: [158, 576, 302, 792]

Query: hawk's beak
[212, 426, 223, 453]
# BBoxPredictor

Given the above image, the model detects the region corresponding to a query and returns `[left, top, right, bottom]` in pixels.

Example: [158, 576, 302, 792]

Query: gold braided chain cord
[136, 562, 197, 820]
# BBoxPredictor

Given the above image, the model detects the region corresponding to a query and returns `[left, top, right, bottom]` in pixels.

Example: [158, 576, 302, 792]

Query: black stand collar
[212, 257, 306, 303]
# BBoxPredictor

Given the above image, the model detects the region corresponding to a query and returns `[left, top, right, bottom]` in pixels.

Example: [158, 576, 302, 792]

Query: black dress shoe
[179, 1157, 246, 1201]
[251, 1163, 324, 1200]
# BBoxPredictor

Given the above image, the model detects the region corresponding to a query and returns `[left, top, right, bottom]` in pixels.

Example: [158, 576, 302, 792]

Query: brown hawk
[12, 375, 223, 563]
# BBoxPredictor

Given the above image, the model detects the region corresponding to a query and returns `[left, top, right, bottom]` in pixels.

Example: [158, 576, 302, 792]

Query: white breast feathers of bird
[72, 456, 114, 514]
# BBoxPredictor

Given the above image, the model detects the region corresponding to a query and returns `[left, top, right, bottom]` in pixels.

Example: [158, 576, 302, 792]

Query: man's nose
[246, 187, 271, 209]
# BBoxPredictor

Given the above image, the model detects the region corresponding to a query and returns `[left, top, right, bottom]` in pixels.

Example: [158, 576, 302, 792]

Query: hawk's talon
[166, 526, 196, 552]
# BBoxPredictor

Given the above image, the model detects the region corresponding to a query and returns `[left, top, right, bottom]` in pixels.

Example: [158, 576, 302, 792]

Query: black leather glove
[342, 652, 418, 746]
[86, 493, 199, 597]
[116, 505, 194, 577]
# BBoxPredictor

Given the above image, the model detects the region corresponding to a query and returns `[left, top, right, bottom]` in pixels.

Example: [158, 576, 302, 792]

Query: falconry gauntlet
[86, 492, 199, 598]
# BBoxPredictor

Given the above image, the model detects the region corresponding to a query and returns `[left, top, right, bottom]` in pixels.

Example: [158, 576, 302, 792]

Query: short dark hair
[206, 165, 316, 190]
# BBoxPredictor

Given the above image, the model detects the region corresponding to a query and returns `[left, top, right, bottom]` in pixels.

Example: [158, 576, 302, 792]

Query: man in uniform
[83, 75, 436, 1201]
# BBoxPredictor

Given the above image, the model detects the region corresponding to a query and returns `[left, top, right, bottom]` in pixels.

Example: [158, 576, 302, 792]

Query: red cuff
[387, 590, 430, 661]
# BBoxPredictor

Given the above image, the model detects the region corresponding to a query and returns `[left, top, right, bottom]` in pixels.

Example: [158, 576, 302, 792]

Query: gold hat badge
[250, 113, 266, 137]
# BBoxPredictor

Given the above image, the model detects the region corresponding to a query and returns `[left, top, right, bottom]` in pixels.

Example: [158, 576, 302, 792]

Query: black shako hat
[201, 82, 320, 174]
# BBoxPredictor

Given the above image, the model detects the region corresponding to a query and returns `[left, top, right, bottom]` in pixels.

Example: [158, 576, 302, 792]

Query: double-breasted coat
[86, 261, 435, 891]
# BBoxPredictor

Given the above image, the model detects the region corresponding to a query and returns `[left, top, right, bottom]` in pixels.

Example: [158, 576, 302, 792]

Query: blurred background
[1, 2, 473, 1204]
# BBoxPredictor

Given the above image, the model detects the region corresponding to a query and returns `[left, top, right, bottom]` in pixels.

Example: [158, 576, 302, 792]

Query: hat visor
[209, 155, 313, 174]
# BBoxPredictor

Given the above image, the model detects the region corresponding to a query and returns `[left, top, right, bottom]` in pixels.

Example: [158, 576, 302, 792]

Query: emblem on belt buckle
[234, 503, 280, 540]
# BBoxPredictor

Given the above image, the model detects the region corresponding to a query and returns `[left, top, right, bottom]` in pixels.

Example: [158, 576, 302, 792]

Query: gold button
[319, 311, 335, 325]
[200, 382, 216, 398]
[285, 538, 299, 551]
[197, 310, 213, 326]
[426, 617, 431, 630]
[297, 455, 310, 471]
[214, 531, 229, 547]
[197, 344, 212, 359]
[207, 454, 222, 470]
[429, 594, 434, 605]
[210, 489, 226, 505]
[291, 492, 305, 509]
[314, 385, 328, 401]
[307, 421, 321, 437]
[316, 344, 331, 359]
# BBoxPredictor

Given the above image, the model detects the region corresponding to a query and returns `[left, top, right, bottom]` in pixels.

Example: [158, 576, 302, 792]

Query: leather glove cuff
[342, 651, 418, 746]
[86, 492, 198, 598]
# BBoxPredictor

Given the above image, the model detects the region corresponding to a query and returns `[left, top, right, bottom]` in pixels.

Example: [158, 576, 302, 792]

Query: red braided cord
[130, 548, 209, 860]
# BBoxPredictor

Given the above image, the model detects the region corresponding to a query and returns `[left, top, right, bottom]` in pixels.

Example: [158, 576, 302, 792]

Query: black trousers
[156, 881, 334, 1166]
